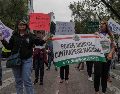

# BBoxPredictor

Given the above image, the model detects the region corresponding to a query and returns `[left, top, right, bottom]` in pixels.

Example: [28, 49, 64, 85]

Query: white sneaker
[88, 77, 93, 82]
[65, 80, 69, 84]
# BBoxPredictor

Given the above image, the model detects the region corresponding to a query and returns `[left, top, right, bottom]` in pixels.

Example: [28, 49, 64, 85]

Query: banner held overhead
[29, 13, 50, 32]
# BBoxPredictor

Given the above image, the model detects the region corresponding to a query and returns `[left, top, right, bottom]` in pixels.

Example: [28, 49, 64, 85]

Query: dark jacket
[1, 32, 45, 60]
[33, 38, 47, 64]
[46, 40, 53, 56]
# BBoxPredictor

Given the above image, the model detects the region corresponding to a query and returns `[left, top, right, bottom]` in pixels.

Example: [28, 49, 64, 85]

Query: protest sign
[108, 18, 120, 34]
[55, 21, 75, 35]
[52, 34, 106, 67]
[29, 13, 50, 31]
[0, 20, 13, 42]
[100, 40, 110, 54]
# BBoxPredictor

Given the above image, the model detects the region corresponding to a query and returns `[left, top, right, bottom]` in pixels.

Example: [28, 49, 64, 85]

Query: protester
[0, 19, 48, 94]
[59, 65, 69, 83]
[46, 38, 57, 71]
[86, 61, 94, 82]
[33, 30, 46, 85]
[46, 39, 53, 70]
[94, 20, 115, 94]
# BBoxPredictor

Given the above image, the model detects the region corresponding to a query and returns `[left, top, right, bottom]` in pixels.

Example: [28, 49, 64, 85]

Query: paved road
[0, 61, 120, 94]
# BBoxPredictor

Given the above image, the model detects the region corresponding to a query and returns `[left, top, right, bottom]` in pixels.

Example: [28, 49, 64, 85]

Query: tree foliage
[69, 0, 120, 34]
[0, 0, 28, 29]
[91, 0, 120, 21]
[69, 0, 100, 34]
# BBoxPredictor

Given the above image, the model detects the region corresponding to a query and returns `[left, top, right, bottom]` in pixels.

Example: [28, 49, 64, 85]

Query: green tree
[69, 0, 120, 34]
[0, 0, 28, 29]
[69, 0, 100, 34]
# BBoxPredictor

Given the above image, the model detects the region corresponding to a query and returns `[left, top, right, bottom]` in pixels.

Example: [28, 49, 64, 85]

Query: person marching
[59, 65, 69, 84]
[94, 20, 115, 94]
[46, 36, 57, 71]
[33, 30, 47, 85]
[86, 61, 94, 82]
[0, 19, 48, 94]
[75, 62, 84, 71]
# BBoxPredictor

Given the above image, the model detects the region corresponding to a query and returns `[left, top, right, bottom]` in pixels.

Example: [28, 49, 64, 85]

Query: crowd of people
[0, 19, 118, 94]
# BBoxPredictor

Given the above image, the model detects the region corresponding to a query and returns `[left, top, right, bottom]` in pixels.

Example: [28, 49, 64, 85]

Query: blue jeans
[48, 53, 57, 70]
[12, 57, 34, 94]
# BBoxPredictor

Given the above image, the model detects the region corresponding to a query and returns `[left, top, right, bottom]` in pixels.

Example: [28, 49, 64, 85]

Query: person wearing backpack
[94, 20, 115, 94]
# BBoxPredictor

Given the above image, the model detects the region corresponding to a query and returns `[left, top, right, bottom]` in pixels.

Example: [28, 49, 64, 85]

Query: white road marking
[108, 82, 120, 94]
[110, 72, 120, 81]
[3, 70, 12, 75]
[0, 77, 15, 90]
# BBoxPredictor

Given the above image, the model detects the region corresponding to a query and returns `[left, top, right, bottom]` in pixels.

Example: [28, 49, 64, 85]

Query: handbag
[6, 44, 22, 68]
[6, 53, 21, 68]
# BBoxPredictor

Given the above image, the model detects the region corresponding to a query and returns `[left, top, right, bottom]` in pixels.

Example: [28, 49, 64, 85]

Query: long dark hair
[100, 20, 114, 42]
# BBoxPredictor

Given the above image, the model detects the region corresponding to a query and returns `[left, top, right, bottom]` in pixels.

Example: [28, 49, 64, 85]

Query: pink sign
[29, 13, 50, 32]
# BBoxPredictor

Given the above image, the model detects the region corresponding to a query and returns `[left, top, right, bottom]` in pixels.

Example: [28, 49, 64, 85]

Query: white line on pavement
[110, 72, 120, 81]
[0, 77, 15, 90]
[115, 70, 120, 74]
[3, 69, 12, 75]
[112, 69, 120, 74]
[108, 82, 120, 94]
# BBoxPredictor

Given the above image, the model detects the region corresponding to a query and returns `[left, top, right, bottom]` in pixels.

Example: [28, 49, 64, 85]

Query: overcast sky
[33, 0, 79, 22]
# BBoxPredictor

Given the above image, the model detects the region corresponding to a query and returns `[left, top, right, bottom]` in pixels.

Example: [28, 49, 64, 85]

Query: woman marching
[33, 30, 47, 85]
[0, 19, 48, 94]
[94, 20, 116, 94]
